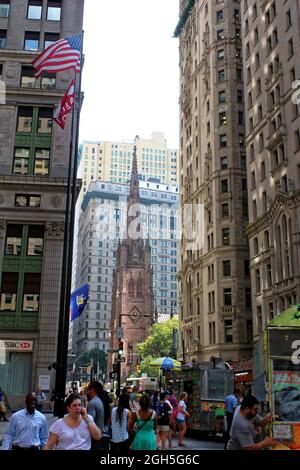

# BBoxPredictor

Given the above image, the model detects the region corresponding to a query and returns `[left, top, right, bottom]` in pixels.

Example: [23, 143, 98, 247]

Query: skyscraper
[242, 0, 300, 340]
[175, 0, 252, 363]
[80, 132, 178, 193]
[0, 0, 84, 408]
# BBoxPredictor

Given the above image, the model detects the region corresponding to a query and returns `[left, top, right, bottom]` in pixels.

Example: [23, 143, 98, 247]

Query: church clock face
[129, 306, 142, 324]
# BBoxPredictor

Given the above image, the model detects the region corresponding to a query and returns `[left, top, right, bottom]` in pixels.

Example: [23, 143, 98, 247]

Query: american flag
[32, 34, 81, 78]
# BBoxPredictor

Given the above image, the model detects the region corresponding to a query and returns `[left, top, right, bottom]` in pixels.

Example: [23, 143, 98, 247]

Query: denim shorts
[176, 418, 185, 424]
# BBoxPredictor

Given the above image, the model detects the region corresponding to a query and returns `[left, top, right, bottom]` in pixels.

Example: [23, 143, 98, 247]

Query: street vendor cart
[253, 304, 300, 450]
[177, 361, 234, 438]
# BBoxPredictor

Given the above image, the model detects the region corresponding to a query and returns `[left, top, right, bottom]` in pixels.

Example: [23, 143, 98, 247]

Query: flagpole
[53, 31, 84, 418]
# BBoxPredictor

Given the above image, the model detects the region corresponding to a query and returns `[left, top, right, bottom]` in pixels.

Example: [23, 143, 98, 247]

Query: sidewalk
[0, 414, 223, 450]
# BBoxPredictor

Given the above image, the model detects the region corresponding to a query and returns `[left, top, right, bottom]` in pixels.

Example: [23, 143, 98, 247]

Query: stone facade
[109, 147, 154, 382]
[242, 0, 300, 340]
[176, 0, 252, 364]
[0, 0, 84, 408]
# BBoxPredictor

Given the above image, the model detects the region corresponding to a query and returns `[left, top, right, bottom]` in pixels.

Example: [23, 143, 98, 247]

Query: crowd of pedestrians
[0, 384, 188, 451]
[0, 383, 279, 451]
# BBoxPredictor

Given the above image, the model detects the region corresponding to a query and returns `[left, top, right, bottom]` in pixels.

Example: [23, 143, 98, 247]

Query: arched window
[137, 278, 144, 297]
[128, 279, 134, 298]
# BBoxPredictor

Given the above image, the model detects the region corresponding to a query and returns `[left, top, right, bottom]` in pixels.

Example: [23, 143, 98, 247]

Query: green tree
[78, 348, 107, 378]
[136, 316, 179, 360]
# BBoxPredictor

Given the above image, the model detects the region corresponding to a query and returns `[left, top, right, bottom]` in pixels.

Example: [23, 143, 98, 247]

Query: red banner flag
[54, 79, 75, 129]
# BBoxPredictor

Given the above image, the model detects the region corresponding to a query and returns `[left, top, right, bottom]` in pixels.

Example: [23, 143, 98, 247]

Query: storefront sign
[272, 424, 293, 441]
[0, 340, 33, 352]
[38, 375, 50, 391]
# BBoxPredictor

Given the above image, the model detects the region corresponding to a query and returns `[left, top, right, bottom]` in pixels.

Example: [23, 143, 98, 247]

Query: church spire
[127, 144, 141, 232]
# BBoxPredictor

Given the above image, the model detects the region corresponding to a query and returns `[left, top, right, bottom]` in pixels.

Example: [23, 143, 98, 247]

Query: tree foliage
[78, 348, 107, 375]
[136, 316, 179, 359]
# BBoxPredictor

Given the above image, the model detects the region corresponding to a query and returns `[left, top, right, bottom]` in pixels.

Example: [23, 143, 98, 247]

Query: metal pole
[53, 31, 84, 417]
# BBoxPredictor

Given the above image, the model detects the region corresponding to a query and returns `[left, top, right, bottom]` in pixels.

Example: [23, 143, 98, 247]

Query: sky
[80, 0, 180, 149]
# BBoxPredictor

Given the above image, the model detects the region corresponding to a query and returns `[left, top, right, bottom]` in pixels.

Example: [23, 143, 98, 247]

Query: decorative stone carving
[0, 218, 5, 239]
[51, 195, 63, 208]
[45, 222, 65, 240]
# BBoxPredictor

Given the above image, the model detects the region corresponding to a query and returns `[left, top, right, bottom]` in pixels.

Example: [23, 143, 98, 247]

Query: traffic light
[118, 340, 124, 355]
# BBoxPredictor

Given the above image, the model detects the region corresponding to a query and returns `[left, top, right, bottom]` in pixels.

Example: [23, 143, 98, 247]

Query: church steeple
[127, 144, 141, 233]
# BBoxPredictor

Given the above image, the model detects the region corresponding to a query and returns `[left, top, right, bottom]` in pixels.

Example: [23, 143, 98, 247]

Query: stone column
[34, 221, 65, 390]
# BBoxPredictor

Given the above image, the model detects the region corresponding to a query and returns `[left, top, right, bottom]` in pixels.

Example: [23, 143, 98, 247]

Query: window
[14, 107, 52, 175]
[0, 272, 18, 312]
[218, 90, 226, 103]
[24, 32, 40, 50]
[27, 1, 42, 19]
[217, 29, 224, 40]
[241, 259, 249, 278]
[47, 0, 62, 21]
[237, 89, 243, 104]
[27, 225, 44, 256]
[224, 288, 232, 306]
[44, 33, 59, 49]
[15, 194, 41, 207]
[13, 148, 30, 175]
[218, 69, 225, 82]
[224, 320, 233, 343]
[37, 108, 53, 133]
[23, 273, 41, 311]
[218, 49, 225, 60]
[216, 10, 224, 22]
[220, 134, 227, 147]
[223, 260, 231, 277]
[222, 228, 230, 245]
[5, 225, 22, 255]
[34, 149, 50, 175]
[246, 320, 253, 343]
[255, 269, 261, 294]
[220, 157, 228, 170]
[0, 1, 10, 17]
[0, 29, 7, 48]
[222, 203, 229, 218]
[221, 179, 228, 193]
[245, 288, 251, 309]
[209, 322, 216, 345]
[41, 74, 56, 90]
[219, 112, 227, 126]
[21, 66, 35, 88]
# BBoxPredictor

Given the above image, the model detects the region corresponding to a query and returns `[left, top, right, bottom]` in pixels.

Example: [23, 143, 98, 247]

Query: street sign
[115, 357, 126, 363]
[116, 327, 124, 339]
[107, 349, 119, 353]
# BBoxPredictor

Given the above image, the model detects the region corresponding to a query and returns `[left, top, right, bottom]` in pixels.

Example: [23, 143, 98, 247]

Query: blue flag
[70, 284, 89, 321]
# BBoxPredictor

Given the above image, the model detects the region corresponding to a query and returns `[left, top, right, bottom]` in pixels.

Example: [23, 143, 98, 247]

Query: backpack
[172, 405, 179, 419]
[156, 402, 170, 425]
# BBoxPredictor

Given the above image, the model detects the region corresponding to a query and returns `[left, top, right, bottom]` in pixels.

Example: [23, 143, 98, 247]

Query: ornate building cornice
[246, 189, 300, 238]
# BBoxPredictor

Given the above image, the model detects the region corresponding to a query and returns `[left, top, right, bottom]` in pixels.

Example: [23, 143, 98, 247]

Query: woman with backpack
[156, 392, 173, 449]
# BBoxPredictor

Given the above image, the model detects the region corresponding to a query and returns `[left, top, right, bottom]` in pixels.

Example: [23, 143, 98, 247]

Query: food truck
[253, 304, 300, 450]
[177, 360, 234, 437]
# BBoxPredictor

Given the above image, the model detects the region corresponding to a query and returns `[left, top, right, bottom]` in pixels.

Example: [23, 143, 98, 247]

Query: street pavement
[0, 413, 223, 451]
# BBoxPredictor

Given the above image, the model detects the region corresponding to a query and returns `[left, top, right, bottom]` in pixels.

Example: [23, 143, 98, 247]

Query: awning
[173, 0, 196, 38]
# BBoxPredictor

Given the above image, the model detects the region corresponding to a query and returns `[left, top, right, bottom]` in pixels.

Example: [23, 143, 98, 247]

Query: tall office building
[175, 0, 252, 364]
[72, 177, 179, 358]
[242, 0, 300, 340]
[0, 0, 84, 407]
[80, 132, 179, 192]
